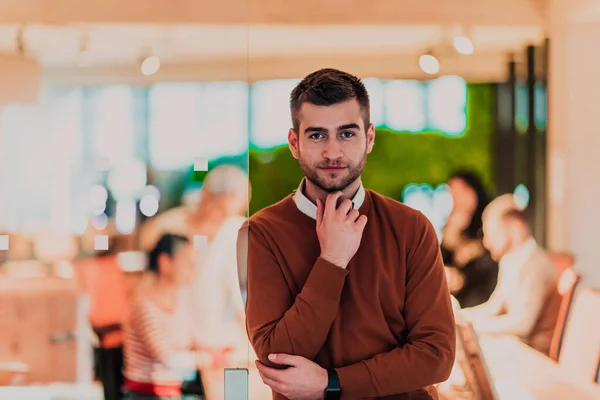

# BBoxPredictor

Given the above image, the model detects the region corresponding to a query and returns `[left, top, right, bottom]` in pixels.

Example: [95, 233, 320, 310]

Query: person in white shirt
[463, 196, 560, 355]
[139, 164, 269, 399]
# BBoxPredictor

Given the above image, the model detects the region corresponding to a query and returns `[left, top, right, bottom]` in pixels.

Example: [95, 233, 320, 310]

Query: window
[402, 183, 453, 239]
[88, 86, 135, 168]
[149, 83, 204, 170]
[196, 82, 248, 157]
[384, 81, 426, 132]
[427, 76, 467, 136]
[0, 86, 84, 233]
[251, 79, 300, 149]
[363, 78, 384, 127]
[249, 76, 469, 149]
[149, 82, 248, 170]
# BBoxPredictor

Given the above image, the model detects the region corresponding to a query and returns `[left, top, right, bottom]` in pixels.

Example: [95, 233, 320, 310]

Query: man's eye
[340, 131, 355, 138]
[309, 133, 325, 140]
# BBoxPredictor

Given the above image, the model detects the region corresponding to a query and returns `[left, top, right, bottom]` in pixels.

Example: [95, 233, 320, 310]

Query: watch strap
[325, 369, 341, 399]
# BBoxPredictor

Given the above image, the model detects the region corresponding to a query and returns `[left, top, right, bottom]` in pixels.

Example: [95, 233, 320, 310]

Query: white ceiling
[0, 24, 545, 68]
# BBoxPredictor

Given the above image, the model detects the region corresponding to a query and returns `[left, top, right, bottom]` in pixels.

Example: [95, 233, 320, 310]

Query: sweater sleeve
[335, 213, 456, 397]
[241, 222, 349, 368]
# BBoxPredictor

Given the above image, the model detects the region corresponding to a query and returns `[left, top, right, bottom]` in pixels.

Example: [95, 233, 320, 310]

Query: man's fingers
[346, 209, 360, 223]
[336, 199, 353, 216]
[261, 377, 290, 398]
[260, 376, 282, 392]
[269, 353, 301, 367]
[324, 192, 343, 216]
[256, 367, 280, 390]
[255, 361, 284, 382]
[355, 215, 368, 230]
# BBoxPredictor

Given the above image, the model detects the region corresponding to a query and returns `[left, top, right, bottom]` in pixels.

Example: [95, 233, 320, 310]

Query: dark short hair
[147, 234, 189, 273]
[290, 68, 370, 132]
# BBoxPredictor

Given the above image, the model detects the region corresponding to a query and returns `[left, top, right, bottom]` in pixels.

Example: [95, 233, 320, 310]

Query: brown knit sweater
[244, 189, 456, 399]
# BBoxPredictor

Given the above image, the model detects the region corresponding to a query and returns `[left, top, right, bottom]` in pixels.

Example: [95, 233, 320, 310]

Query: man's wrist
[320, 254, 348, 269]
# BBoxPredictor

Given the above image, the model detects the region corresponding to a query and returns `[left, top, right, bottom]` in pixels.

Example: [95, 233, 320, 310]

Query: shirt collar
[500, 237, 538, 270]
[292, 178, 365, 220]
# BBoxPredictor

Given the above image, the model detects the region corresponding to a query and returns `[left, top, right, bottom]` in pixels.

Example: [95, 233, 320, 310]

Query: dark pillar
[524, 43, 549, 246]
[493, 56, 518, 196]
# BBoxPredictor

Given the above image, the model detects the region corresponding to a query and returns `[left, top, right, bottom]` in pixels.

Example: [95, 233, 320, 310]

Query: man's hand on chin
[255, 354, 328, 400]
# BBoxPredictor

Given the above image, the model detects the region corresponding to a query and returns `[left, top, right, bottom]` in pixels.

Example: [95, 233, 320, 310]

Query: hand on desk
[255, 354, 328, 400]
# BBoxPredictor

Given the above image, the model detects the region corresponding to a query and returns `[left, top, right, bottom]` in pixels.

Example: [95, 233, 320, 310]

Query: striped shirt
[123, 292, 197, 394]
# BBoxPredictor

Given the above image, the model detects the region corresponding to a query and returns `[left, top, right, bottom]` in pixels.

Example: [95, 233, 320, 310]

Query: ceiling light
[141, 55, 160, 75]
[454, 36, 474, 55]
[419, 54, 439, 75]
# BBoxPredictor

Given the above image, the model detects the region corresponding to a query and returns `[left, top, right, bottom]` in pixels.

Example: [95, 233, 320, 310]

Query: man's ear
[288, 129, 300, 159]
[366, 124, 376, 154]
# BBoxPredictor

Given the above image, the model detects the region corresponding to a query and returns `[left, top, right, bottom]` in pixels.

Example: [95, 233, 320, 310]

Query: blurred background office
[0, 1, 599, 399]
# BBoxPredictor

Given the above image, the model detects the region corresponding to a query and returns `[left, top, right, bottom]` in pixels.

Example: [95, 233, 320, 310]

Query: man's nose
[323, 137, 343, 159]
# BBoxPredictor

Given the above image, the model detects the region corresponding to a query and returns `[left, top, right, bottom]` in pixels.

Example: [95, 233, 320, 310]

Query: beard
[298, 152, 366, 193]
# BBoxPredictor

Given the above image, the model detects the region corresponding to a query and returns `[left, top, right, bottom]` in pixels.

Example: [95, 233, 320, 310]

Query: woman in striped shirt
[123, 234, 217, 400]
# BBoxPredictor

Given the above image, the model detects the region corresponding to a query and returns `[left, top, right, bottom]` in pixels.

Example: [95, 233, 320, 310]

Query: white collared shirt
[292, 178, 366, 220]
[499, 237, 538, 273]
[466, 237, 556, 338]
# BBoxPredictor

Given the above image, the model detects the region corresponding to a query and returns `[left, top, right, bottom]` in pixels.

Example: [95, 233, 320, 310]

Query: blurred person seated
[463, 197, 560, 355]
[187, 167, 253, 400]
[441, 171, 499, 308]
[139, 165, 256, 399]
[123, 234, 227, 400]
[140, 165, 249, 330]
[140, 165, 274, 399]
[185, 165, 249, 351]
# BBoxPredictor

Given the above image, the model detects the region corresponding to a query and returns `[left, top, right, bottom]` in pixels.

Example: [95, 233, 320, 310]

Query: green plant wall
[247, 83, 496, 215]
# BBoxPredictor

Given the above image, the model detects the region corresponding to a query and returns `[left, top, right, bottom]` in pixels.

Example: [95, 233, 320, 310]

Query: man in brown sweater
[239, 69, 456, 399]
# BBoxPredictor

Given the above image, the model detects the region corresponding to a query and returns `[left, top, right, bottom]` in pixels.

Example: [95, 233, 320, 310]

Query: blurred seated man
[463, 198, 560, 355]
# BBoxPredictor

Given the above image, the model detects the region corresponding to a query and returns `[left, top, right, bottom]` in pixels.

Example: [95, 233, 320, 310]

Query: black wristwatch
[325, 369, 341, 399]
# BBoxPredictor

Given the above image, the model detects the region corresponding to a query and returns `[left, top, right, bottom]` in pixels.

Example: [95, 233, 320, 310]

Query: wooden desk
[0, 275, 92, 384]
[479, 335, 600, 400]
[0, 382, 102, 400]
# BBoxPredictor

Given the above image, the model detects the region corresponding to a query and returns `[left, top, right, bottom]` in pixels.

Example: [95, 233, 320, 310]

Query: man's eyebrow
[304, 126, 327, 133]
[303, 124, 360, 134]
[337, 123, 360, 131]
